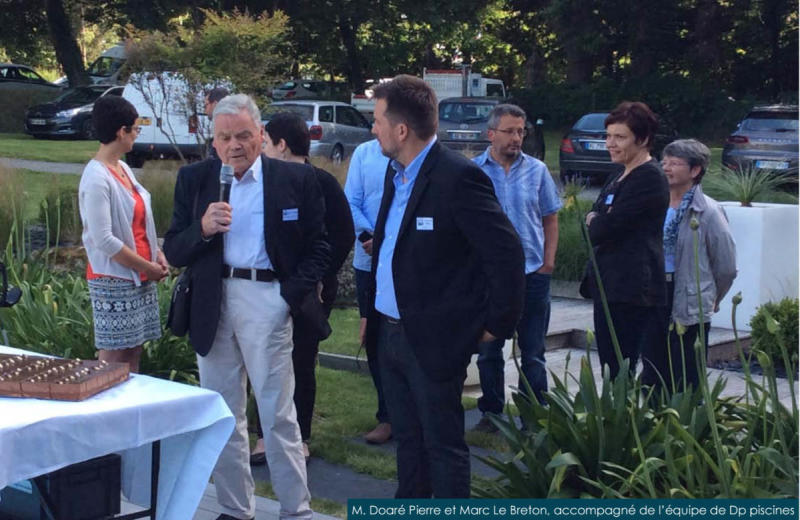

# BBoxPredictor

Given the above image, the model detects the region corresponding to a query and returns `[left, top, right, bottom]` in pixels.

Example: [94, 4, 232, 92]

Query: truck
[422, 68, 506, 99]
[350, 68, 506, 118]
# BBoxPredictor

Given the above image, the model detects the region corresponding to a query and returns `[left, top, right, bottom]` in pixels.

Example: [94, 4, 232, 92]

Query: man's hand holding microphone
[201, 163, 234, 238]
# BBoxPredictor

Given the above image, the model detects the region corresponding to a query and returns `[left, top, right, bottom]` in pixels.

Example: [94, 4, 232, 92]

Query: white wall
[713, 202, 799, 331]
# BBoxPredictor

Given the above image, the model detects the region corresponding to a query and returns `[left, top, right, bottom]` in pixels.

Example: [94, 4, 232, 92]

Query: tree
[125, 9, 293, 162]
[45, 0, 90, 85]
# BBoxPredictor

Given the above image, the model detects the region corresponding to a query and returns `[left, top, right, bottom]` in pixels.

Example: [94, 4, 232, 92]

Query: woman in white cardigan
[78, 95, 169, 372]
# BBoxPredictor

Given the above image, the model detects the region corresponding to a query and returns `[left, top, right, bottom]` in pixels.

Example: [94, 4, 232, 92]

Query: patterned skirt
[88, 277, 162, 350]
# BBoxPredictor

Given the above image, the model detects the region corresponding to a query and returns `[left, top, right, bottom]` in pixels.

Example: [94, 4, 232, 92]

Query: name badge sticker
[416, 217, 434, 231]
[605, 194, 614, 205]
[282, 208, 299, 221]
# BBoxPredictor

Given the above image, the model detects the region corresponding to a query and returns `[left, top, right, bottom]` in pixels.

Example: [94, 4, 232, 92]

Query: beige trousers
[197, 278, 312, 519]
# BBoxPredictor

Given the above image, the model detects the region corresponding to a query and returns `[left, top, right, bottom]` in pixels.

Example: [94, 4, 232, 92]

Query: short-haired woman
[585, 101, 669, 378]
[642, 139, 736, 392]
[79, 95, 169, 372]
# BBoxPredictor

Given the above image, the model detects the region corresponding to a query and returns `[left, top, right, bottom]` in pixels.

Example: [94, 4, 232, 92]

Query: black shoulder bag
[166, 188, 199, 336]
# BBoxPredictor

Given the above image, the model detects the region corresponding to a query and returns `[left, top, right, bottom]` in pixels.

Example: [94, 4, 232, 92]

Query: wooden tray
[0, 354, 129, 401]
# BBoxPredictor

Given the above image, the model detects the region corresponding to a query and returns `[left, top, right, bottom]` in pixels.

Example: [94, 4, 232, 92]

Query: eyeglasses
[661, 158, 689, 169]
[491, 127, 528, 138]
[124, 125, 141, 134]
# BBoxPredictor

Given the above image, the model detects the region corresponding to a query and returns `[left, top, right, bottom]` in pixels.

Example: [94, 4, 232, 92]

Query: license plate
[138, 117, 152, 126]
[29, 118, 46, 126]
[585, 141, 607, 151]
[449, 131, 480, 141]
[755, 160, 789, 170]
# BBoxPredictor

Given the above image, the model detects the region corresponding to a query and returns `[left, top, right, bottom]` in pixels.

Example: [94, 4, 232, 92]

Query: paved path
[0, 157, 83, 174]
[0, 157, 143, 175]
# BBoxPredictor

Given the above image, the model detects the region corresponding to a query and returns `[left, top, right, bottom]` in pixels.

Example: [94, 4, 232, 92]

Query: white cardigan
[79, 159, 159, 286]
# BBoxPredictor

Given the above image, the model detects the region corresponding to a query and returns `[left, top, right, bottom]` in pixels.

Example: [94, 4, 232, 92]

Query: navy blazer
[163, 155, 330, 356]
[365, 142, 525, 382]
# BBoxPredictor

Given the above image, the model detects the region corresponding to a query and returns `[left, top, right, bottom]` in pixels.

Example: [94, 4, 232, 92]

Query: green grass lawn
[320, 307, 362, 357]
[7, 168, 80, 220]
[0, 133, 96, 163]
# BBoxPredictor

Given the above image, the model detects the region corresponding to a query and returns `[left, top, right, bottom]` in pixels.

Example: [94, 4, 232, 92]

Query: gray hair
[213, 93, 261, 131]
[663, 138, 711, 183]
[487, 104, 527, 129]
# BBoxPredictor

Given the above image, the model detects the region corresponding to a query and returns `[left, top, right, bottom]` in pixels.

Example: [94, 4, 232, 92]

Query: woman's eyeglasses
[124, 125, 142, 134]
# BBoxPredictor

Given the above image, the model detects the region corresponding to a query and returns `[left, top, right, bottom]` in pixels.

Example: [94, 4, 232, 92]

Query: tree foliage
[124, 8, 292, 162]
[0, 0, 795, 137]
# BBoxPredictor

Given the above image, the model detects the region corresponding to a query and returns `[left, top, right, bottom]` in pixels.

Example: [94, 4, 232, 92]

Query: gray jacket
[671, 185, 737, 325]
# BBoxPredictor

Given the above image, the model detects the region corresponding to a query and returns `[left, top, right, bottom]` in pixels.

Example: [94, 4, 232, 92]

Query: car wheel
[330, 144, 344, 165]
[80, 119, 95, 140]
[126, 152, 145, 168]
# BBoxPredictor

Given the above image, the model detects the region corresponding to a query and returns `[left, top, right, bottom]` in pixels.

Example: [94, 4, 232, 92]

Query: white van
[122, 72, 211, 167]
[55, 44, 128, 87]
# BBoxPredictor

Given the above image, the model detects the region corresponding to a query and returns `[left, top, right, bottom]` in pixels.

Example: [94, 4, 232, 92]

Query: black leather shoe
[249, 451, 266, 465]
[216, 514, 254, 520]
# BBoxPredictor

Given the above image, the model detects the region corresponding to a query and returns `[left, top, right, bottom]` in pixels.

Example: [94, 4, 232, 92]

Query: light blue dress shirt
[343, 139, 389, 272]
[473, 148, 562, 274]
[223, 155, 274, 270]
[374, 137, 437, 319]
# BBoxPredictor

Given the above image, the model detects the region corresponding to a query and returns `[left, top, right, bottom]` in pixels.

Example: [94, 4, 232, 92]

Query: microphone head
[220, 164, 234, 185]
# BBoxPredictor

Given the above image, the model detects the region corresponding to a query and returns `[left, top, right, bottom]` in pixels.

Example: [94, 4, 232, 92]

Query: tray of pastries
[0, 353, 129, 401]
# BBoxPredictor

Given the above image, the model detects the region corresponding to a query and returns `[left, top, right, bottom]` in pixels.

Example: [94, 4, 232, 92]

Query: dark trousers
[378, 315, 470, 498]
[355, 268, 389, 423]
[255, 290, 334, 442]
[642, 280, 710, 392]
[477, 272, 550, 412]
[593, 298, 662, 379]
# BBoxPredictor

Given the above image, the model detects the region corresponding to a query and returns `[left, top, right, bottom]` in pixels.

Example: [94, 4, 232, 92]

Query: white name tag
[282, 208, 299, 221]
[416, 217, 434, 231]
[605, 194, 614, 205]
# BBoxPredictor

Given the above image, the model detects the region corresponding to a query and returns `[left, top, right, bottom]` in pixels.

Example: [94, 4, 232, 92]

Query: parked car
[24, 85, 123, 139]
[558, 112, 619, 184]
[266, 100, 373, 162]
[437, 97, 545, 159]
[271, 80, 349, 102]
[559, 112, 677, 184]
[0, 63, 63, 96]
[721, 104, 798, 173]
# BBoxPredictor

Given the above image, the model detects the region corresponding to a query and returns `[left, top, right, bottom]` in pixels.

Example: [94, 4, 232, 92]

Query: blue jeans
[477, 272, 551, 413]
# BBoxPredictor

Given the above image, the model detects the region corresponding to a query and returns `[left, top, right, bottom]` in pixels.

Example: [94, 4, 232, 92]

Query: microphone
[219, 163, 234, 203]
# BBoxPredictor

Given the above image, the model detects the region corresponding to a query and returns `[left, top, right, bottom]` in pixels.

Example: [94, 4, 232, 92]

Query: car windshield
[574, 113, 608, 131]
[87, 57, 124, 78]
[276, 81, 297, 90]
[265, 104, 314, 121]
[439, 102, 495, 124]
[54, 87, 104, 104]
[742, 112, 799, 132]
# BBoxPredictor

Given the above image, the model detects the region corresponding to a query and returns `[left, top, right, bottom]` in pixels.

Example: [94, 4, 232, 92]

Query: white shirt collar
[234, 155, 263, 185]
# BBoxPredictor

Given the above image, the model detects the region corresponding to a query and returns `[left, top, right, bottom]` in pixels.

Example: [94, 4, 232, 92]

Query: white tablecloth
[0, 345, 234, 520]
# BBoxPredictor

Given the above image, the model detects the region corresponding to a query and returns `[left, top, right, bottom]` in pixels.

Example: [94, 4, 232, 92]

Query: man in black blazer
[163, 94, 327, 520]
[364, 75, 525, 498]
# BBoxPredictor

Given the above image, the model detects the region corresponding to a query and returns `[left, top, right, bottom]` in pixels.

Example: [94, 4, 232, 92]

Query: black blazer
[311, 165, 355, 305]
[163, 155, 330, 356]
[587, 158, 669, 307]
[365, 142, 525, 382]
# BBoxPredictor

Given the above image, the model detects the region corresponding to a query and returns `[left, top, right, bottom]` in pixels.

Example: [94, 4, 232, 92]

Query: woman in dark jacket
[585, 101, 669, 378]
